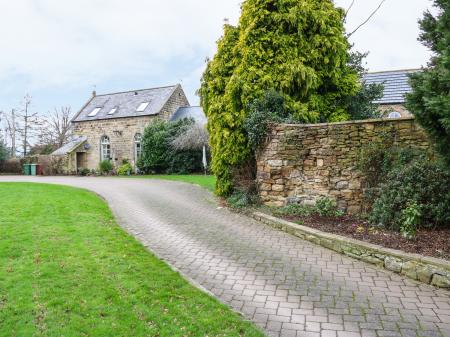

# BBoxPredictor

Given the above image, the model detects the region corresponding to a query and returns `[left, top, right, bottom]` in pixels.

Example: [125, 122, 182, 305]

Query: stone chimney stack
[92, 90, 97, 97]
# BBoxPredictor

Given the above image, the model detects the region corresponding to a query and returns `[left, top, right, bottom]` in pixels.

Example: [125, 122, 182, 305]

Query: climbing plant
[200, 0, 360, 196]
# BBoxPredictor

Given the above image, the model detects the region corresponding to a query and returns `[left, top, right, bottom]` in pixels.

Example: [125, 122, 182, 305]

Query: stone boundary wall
[253, 212, 450, 288]
[257, 117, 430, 213]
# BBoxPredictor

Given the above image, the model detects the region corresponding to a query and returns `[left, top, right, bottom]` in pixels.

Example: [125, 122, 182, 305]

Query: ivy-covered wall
[257, 118, 430, 213]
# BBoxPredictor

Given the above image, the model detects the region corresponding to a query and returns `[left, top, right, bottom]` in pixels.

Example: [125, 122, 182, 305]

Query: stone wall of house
[159, 85, 190, 119]
[71, 85, 189, 171]
[72, 115, 158, 170]
[257, 117, 430, 214]
[378, 104, 412, 117]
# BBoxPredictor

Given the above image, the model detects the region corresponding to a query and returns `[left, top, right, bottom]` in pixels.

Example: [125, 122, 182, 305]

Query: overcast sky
[0, 0, 435, 118]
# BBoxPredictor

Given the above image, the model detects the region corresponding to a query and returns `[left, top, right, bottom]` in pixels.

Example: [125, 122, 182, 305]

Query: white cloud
[0, 0, 434, 110]
[335, 0, 434, 70]
[0, 0, 241, 90]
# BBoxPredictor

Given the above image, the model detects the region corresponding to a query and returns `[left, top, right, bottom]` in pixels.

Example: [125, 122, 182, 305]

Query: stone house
[52, 84, 205, 173]
[363, 69, 420, 117]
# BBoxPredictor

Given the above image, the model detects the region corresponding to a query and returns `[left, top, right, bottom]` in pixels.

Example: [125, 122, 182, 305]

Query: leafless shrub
[171, 123, 209, 151]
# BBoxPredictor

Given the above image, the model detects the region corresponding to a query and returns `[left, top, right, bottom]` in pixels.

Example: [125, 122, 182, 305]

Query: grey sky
[0, 0, 434, 119]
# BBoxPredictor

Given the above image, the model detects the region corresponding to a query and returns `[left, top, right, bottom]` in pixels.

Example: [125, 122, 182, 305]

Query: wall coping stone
[252, 211, 450, 288]
[276, 117, 416, 129]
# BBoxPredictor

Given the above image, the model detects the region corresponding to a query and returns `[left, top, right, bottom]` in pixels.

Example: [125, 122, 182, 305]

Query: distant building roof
[363, 69, 420, 105]
[72, 84, 180, 122]
[52, 135, 87, 156]
[170, 106, 207, 125]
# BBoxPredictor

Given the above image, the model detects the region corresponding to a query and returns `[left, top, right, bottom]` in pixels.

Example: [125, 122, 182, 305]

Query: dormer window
[108, 107, 118, 115]
[136, 102, 150, 112]
[88, 108, 101, 117]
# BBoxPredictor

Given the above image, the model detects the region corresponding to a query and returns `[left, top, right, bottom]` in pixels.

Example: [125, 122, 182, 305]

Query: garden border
[252, 211, 450, 289]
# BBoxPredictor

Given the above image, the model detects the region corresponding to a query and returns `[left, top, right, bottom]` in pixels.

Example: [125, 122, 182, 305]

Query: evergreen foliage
[137, 119, 203, 174]
[406, 0, 450, 167]
[345, 51, 384, 120]
[200, 0, 360, 195]
[244, 90, 290, 152]
[0, 138, 8, 162]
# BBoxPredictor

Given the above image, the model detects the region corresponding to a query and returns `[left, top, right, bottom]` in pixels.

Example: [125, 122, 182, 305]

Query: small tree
[38, 106, 73, 150]
[0, 137, 8, 163]
[344, 50, 384, 120]
[138, 119, 203, 174]
[200, 0, 360, 195]
[406, 0, 450, 167]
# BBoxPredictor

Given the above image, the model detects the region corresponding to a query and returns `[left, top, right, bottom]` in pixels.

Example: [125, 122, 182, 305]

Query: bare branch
[344, 0, 356, 22]
[171, 123, 209, 151]
[348, 0, 387, 37]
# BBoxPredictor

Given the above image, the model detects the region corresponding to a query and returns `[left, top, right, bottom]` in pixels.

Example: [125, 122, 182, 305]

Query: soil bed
[278, 213, 450, 260]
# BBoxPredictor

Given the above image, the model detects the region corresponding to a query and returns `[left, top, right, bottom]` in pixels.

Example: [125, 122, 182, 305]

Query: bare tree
[340, 0, 387, 37]
[16, 94, 42, 157]
[38, 106, 73, 149]
[171, 123, 209, 151]
[3, 109, 18, 157]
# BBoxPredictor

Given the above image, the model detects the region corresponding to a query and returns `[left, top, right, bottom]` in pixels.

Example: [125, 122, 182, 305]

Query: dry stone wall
[257, 117, 430, 214]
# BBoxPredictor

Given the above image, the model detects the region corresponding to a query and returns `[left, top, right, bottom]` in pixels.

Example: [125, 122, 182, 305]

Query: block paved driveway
[1, 176, 449, 337]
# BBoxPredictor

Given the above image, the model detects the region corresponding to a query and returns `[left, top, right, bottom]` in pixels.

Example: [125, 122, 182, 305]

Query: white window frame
[134, 133, 142, 162]
[108, 107, 118, 115]
[136, 102, 150, 112]
[100, 136, 111, 162]
[88, 107, 102, 117]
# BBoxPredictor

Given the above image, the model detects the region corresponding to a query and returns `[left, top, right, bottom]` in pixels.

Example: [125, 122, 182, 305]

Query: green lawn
[131, 175, 216, 192]
[0, 183, 263, 337]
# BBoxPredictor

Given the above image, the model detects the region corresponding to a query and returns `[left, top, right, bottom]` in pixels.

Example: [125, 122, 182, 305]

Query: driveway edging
[252, 211, 450, 289]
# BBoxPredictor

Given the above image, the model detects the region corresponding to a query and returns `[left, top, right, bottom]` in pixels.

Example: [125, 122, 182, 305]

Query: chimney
[92, 90, 97, 97]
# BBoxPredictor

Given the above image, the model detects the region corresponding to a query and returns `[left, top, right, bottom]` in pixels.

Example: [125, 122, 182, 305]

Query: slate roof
[362, 69, 420, 105]
[170, 106, 207, 125]
[72, 85, 180, 122]
[52, 135, 87, 156]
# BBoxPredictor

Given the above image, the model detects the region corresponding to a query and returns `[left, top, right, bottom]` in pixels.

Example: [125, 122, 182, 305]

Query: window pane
[136, 102, 150, 112]
[88, 108, 101, 117]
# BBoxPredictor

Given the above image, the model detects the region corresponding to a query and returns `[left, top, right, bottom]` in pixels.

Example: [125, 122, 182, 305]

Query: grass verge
[0, 183, 263, 337]
[130, 175, 216, 192]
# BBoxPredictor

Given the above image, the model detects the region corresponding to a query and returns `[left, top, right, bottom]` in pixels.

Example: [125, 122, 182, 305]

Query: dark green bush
[137, 119, 203, 174]
[369, 158, 450, 230]
[244, 90, 291, 151]
[99, 160, 113, 174]
[78, 168, 90, 176]
[227, 191, 259, 209]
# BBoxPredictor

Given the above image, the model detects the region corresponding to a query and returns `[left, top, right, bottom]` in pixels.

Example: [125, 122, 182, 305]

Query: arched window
[100, 136, 111, 161]
[134, 133, 142, 161]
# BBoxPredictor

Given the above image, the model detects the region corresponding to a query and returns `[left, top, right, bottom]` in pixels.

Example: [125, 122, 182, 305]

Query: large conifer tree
[406, 0, 450, 166]
[200, 0, 360, 195]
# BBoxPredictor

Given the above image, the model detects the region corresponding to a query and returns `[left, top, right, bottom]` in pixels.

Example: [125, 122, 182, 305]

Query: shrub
[138, 119, 203, 174]
[369, 158, 450, 230]
[78, 168, 90, 176]
[406, 0, 450, 168]
[117, 163, 133, 176]
[244, 90, 291, 152]
[358, 139, 427, 188]
[272, 204, 315, 217]
[400, 201, 421, 240]
[227, 191, 259, 209]
[99, 160, 113, 174]
[315, 197, 339, 217]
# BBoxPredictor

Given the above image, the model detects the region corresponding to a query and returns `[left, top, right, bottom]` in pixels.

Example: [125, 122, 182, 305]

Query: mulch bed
[279, 214, 450, 260]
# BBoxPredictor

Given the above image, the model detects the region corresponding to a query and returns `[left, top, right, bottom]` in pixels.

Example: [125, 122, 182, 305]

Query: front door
[76, 152, 87, 171]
